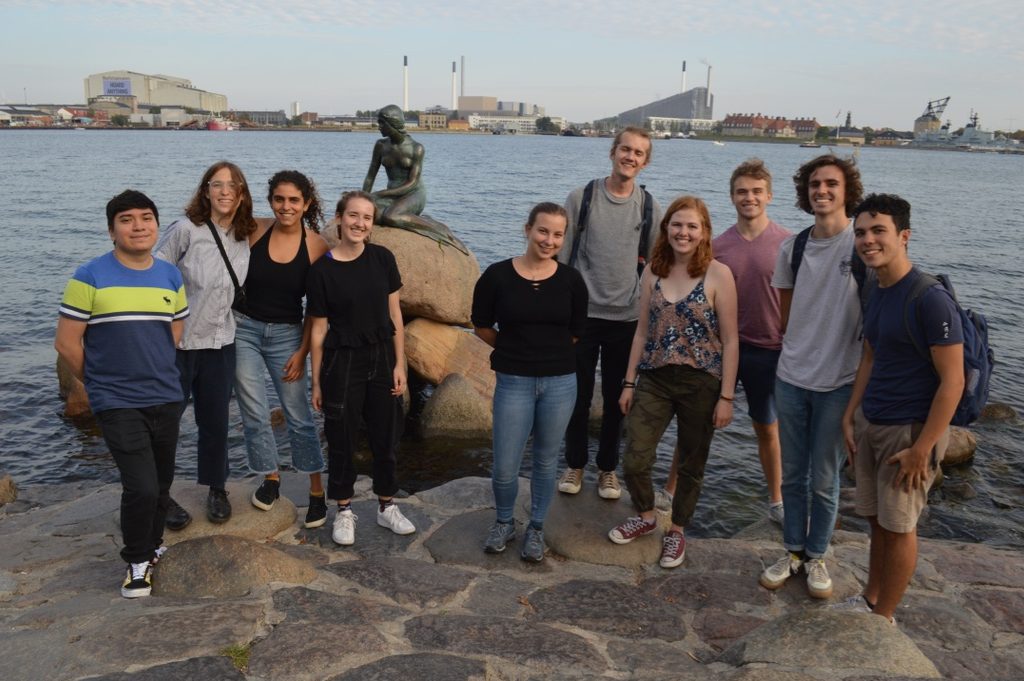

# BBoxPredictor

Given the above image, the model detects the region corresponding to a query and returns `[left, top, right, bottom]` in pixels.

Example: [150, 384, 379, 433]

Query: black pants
[176, 346, 234, 488]
[96, 402, 182, 564]
[321, 343, 403, 501]
[564, 317, 637, 472]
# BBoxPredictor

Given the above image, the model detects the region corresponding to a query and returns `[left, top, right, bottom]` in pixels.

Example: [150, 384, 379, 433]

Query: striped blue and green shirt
[59, 251, 189, 411]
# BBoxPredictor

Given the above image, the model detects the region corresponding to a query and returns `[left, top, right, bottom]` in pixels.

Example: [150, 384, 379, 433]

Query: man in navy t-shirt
[839, 193, 964, 624]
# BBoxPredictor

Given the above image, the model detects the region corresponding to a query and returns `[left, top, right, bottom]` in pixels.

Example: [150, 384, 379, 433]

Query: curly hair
[853, 193, 911, 232]
[184, 161, 257, 241]
[267, 170, 323, 232]
[793, 154, 863, 217]
[649, 195, 713, 279]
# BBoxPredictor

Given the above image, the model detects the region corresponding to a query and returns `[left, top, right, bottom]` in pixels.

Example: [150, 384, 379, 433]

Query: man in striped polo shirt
[55, 190, 189, 598]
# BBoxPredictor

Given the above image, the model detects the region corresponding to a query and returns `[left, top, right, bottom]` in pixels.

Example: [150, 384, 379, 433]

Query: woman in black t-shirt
[471, 203, 588, 562]
[307, 191, 413, 547]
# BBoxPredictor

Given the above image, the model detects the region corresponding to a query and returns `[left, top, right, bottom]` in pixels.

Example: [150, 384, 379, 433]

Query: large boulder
[334, 226, 480, 326]
[419, 373, 492, 439]
[980, 401, 1016, 422]
[56, 356, 91, 417]
[162, 480, 297, 543]
[0, 474, 16, 505]
[405, 318, 495, 401]
[943, 427, 976, 467]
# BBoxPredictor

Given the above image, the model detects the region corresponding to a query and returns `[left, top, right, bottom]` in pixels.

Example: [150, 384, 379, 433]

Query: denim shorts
[737, 342, 781, 424]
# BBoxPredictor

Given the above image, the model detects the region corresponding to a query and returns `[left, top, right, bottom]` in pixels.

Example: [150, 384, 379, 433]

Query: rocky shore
[1, 473, 1022, 681]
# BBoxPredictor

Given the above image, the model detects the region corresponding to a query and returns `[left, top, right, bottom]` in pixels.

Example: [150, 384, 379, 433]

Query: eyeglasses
[208, 181, 241, 192]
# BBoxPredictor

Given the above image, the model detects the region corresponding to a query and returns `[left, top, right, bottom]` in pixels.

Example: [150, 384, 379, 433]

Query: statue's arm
[363, 140, 384, 192]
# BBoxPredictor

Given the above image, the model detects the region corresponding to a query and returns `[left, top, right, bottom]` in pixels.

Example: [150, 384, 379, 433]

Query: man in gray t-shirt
[556, 127, 661, 501]
[758, 155, 864, 602]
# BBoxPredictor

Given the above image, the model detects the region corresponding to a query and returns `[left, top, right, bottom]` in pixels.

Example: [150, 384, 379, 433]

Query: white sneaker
[806, 558, 833, 599]
[768, 501, 785, 525]
[597, 471, 622, 500]
[332, 508, 357, 546]
[558, 468, 583, 494]
[759, 552, 804, 590]
[377, 503, 416, 535]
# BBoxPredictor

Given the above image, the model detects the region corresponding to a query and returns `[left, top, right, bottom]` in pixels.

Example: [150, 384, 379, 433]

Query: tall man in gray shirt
[557, 127, 662, 500]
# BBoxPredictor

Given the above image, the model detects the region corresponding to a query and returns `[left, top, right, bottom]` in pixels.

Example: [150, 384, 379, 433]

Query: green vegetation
[110, 114, 129, 127]
[221, 643, 251, 671]
[535, 116, 561, 134]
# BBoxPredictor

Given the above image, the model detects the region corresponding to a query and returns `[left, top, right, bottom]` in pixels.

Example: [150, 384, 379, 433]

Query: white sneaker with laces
[597, 471, 622, 499]
[759, 552, 804, 590]
[806, 558, 833, 599]
[377, 503, 416, 535]
[333, 508, 357, 546]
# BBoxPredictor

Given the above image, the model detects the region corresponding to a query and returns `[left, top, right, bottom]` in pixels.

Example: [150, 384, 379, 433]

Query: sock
[793, 550, 807, 562]
[529, 521, 543, 531]
[379, 499, 394, 512]
[863, 595, 876, 610]
[338, 502, 351, 512]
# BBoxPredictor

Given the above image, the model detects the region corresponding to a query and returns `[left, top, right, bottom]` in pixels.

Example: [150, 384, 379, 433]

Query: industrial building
[613, 87, 715, 131]
[83, 71, 227, 112]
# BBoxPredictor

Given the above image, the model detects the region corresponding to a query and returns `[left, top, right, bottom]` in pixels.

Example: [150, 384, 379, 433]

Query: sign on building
[103, 78, 132, 96]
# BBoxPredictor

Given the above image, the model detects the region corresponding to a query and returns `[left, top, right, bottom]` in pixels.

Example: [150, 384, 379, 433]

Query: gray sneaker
[483, 520, 516, 554]
[520, 526, 545, 563]
[768, 501, 785, 525]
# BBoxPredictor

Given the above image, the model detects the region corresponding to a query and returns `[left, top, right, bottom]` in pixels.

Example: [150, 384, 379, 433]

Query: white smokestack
[681, 60, 687, 93]
[706, 64, 712, 108]
[451, 61, 457, 110]
[403, 56, 409, 112]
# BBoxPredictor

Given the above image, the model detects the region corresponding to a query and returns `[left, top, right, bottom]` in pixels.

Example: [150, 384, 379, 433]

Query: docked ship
[911, 98, 1014, 151]
[206, 117, 236, 131]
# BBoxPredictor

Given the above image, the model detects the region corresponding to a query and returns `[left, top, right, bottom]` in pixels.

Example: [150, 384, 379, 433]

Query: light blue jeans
[234, 313, 324, 474]
[776, 379, 853, 558]
[492, 372, 576, 528]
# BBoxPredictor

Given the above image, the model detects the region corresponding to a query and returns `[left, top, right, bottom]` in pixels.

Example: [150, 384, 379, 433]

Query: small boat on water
[206, 118, 236, 131]
[712, 140, 725, 147]
[799, 141, 821, 148]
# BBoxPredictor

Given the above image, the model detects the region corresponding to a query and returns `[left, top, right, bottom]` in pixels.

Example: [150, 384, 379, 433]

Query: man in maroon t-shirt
[666, 159, 789, 523]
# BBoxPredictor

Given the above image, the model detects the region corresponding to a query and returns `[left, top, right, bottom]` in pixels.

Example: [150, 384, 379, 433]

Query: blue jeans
[776, 379, 853, 558]
[492, 372, 576, 528]
[234, 313, 323, 475]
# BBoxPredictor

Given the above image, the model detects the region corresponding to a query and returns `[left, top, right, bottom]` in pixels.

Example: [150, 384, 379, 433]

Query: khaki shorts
[853, 409, 948, 534]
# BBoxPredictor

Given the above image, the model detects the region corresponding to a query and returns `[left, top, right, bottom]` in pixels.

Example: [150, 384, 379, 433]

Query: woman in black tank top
[233, 171, 329, 529]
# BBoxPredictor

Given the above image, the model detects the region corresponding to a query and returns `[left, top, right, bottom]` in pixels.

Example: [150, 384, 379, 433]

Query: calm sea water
[1, 130, 1021, 547]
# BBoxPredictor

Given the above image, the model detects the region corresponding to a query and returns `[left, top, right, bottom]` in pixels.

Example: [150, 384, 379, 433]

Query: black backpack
[567, 179, 654, 278]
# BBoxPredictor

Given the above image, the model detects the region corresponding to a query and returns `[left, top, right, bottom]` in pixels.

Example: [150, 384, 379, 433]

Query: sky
[2, 0, 1022, 131]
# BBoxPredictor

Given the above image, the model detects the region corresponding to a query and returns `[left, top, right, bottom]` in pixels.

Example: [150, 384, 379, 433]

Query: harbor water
[1, 130, 1021, 547]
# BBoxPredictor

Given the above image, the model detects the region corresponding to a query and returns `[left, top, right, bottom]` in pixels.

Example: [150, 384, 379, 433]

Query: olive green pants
[623, 364, 720, 527]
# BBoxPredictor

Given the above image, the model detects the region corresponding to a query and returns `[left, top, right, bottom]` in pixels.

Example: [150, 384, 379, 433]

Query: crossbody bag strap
[205, 220, 243, 295]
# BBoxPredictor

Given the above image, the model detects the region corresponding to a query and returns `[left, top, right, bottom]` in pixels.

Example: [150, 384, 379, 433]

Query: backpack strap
[567, 179, 598, 268]
[636, 184, 654, 272]
[789, 226, 813, 282]
[903, 269, 944, 364]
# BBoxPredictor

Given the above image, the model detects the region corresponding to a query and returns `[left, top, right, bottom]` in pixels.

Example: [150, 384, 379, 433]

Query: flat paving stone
[682, 538, 766, 577]
[272, 585, 407, 623]
[81, 656, 245, 680]
[918, 644, 1024, 681]
[544, 489, 669, 568]
[527, 578, 687, 641]
[325, 556, 473, 608]
[463, 573, 534, 617]
[920, 541, 1024, 588]
[718, 610, 940, 678]
[691, 608, 770, 651]
[424, 509, 553, 573]
[295, 499, 431, 556]
[153, 535, 316, 598]
[961, 588, 1024, 634]
[414, 476, 495, 511]
[646, 571, 773, 610]
[404, 613, 604, 672]
[327, 653, 488, 681]
[606, 637, 705, 676]
[898, 593, 995, 649]
[248, 621, 389, 680]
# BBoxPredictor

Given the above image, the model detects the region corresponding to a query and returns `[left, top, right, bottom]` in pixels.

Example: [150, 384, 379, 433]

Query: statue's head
[378, 105, 406, 135]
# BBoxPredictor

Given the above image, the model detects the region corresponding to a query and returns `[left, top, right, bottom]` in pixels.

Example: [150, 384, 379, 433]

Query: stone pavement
[1, 474, 1022, 680]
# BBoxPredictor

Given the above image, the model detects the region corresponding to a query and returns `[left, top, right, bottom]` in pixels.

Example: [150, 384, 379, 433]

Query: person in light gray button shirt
[156, 161, 256, 527]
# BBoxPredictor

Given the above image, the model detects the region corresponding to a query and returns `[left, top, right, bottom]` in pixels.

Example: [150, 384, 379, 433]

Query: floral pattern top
[637, 278, 722, 379]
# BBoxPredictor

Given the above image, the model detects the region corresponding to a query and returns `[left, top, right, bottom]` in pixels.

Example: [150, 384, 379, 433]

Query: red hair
[649, 195, 713, 278]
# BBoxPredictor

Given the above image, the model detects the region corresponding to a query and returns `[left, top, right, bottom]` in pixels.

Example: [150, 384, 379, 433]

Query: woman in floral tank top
[607, 195, 738, 568]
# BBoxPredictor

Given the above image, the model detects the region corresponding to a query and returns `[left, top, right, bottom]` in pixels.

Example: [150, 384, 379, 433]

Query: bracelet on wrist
[719, 395, 734, 402]
[622, 380, 637, 389]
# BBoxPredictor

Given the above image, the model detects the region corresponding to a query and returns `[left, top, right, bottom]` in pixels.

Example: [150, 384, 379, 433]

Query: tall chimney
[403, 56, 409, 112]
[451, 61, 457, 110]
[706, 64, 712, 109]
[681, 60, 687, 93]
